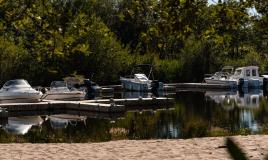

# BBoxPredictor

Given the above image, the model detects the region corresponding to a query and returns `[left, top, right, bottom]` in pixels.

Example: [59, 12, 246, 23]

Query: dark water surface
[1, 90, 268, 143]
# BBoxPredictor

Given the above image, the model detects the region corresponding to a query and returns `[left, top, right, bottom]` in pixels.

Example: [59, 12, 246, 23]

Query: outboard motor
[151, 80, 161, 97]
[41, 87, 48, 94]
[238, 78, 244, 92]
[84, 79, 95, 99]
[263, 78, 268, 91]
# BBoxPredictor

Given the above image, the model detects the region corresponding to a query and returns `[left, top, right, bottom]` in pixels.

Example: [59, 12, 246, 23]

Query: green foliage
[0, 0, 268, 84]
[0, 36, 28, 84]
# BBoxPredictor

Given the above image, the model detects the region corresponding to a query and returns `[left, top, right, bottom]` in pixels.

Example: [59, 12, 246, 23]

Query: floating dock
[84, 97, 175, 108]
[165, 83, 235, 91]
[102, 83, 235, 92]
[101, 85, 176, 92]
[0, 97, 175, 114]
[0, 101, 124, 113]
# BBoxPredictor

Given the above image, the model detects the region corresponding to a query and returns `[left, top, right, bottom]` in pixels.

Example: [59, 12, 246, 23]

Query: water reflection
[49, 114, 87, 129]
[205, 90, 262, 109]
[205, 90, 263, 133]
[0, 90, 268, 142]
[4, 116, 43, 135]
[115, 91, 173, 99]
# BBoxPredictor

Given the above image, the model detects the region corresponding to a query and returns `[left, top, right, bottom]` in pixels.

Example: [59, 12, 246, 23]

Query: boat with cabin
[205, 66, 263, 88]
[230, 66, 263, 88]
[0, 79, 43, 103]
[204, 66, 237, 85]
[41, 81, 86, 101]
[120, 64, 164, 92]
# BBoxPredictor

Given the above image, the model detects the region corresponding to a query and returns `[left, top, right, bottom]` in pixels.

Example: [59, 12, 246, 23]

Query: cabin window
[234, 69, 242, 76]
[246, 69, 251, 77]
[252, 69, 257, 76]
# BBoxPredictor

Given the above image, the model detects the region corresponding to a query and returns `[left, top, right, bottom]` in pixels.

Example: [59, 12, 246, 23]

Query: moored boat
[120, 64, 164, 92]
[229, 66, 263, 88]
[204, 66, 236, 85]
[205, 66, 263, 88]
[0, 79, 43, 103]
[41, 81, 85, 101]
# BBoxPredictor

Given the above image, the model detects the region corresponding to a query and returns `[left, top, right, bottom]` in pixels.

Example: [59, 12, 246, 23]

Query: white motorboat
[42, 81, 85, 101]
[205, 66, 263, 88]
[120, 73, 152, 91]
[0, 79, 43, 103]
[204, 66, 237, 85]
[120, 64, 163, 91]
[229, 66, 263, 87]
[4, 116, 44, 135]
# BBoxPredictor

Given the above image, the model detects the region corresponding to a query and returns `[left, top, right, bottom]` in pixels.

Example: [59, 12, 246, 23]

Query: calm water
[1, 90, 268, 143]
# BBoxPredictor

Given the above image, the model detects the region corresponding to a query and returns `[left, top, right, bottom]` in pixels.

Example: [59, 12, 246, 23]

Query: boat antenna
[148, 64, 154, 80]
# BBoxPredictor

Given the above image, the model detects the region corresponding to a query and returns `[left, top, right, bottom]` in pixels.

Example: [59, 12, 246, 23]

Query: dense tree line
[0, 0, 267, 85]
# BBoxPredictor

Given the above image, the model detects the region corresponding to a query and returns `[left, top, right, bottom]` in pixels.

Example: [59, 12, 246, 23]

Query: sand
[0, 135, 268, 160]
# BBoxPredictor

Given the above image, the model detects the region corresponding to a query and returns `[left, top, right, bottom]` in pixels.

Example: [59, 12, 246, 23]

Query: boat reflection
[205, 90, 262, 133]
[119, 91, 172, 99]
[205, 90, 262, 109]
[121, 92, 152, 98]
[0, 109, 123, 135]
[49, 114, 87, 129]
[3, 116, 43, 135]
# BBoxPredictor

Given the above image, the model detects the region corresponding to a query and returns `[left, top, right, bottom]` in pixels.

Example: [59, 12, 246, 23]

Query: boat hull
[204, 78, 237, 85]
[120, 78, 150, 91]
[0, 92, 43, 103]
[42, 92, 85, 101]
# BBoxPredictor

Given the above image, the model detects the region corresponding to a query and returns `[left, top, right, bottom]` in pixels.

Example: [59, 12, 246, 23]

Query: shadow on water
[1, 90, 268, 142]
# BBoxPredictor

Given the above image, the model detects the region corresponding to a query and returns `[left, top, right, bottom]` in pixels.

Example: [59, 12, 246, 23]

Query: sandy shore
[0, 135, 268, 160]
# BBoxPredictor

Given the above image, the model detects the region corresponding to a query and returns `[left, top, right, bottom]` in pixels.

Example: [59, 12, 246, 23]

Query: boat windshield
[3, 80, 30, 87]
[50, 81, 67, 88]
[234, 69, 242, 76]
[222, 66, 234, 74]
[135, 74, 149, 81]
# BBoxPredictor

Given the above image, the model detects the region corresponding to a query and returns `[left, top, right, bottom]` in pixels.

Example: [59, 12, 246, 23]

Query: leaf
[226, 137, 248, 160]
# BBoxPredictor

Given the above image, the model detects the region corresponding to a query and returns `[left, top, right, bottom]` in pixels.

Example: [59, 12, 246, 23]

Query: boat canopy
[131, 64, 154, 80]
[221, 66, 234, 74]
[134, 74, 149, 82]
[50, 81, 70, 92]
[232, 66, 259, 78]
[3, 79, 31, 88]
[50, 81, 67, 88]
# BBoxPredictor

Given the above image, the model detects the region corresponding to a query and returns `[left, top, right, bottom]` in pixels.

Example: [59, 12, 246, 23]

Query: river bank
[0, 135, 267, 160]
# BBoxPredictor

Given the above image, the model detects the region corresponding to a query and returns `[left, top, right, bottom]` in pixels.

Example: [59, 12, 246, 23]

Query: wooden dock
[100, 85, 176, 92]
[83, 97, 175, 107]
[165, 83, 236, 91]
[101, 83, 235, 92]
[0, 97, 174, 114]
[0, 101, 125, 113]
